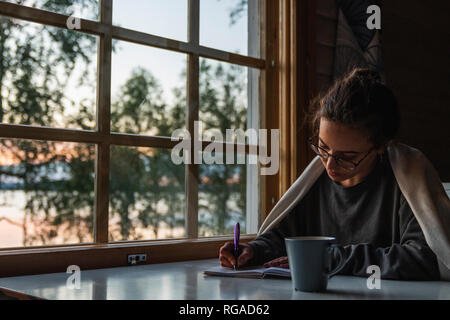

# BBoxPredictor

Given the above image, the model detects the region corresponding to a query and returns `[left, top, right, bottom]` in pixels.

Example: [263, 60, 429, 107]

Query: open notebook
[204, 266, 291, 279]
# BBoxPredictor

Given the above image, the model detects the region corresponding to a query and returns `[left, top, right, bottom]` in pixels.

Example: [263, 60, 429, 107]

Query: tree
[228, 0, 248, 26]
[0, 0, 99, 245]
[109, 67, 185, 240]
[0, 0, 249, 246]
[198, 59, 248, 236]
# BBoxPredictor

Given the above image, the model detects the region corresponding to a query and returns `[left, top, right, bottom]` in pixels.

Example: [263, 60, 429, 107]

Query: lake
[0, 190, 240, 248]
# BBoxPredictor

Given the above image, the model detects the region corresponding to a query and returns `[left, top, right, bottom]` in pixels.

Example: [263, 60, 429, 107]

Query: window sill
[0, 235, 256, 277]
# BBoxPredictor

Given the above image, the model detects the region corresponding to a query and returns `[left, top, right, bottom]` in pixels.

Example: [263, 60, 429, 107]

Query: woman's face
[318, 118, 382, 187]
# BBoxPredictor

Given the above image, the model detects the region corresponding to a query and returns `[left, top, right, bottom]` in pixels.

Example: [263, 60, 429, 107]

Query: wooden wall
[293, 0, 338, 177]
[294, 0, 338, 176]
[314, 0, 338, 95]
[382, 0, 450, 181]
[303, 0, 450, 181]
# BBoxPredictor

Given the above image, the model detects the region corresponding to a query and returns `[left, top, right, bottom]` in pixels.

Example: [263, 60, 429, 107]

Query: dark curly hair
[308, 68, 400, 148]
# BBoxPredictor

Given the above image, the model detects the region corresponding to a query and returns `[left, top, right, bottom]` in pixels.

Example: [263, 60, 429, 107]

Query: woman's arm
[330, 199, 441, 280]
[247, 205, 304, 266]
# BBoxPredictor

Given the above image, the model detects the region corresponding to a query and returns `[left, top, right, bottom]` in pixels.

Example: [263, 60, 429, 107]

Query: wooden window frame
[0, 0, 303, 277]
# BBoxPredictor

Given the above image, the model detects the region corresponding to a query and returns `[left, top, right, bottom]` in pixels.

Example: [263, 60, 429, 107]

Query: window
[0, 138, 95, 247]
[0, 17, 98, 130]
[2, 0, 99, 20]
[0, 0, 271, 274]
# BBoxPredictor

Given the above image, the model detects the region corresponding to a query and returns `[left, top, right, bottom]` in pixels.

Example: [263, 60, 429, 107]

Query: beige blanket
[257, 142, 450, 280]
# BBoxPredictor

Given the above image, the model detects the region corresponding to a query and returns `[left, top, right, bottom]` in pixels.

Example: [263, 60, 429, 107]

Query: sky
[111, 0, 250, 105]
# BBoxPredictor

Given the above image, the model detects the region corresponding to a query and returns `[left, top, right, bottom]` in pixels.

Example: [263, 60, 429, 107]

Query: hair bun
[308, 67, 399, 148]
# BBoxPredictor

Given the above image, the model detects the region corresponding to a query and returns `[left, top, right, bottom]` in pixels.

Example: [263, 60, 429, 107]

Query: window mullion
[186, 0, 200, 239]
[94, 0, 113, 244]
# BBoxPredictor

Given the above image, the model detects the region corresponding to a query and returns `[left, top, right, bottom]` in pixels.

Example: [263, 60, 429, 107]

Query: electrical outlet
[127, 254, 147, 265]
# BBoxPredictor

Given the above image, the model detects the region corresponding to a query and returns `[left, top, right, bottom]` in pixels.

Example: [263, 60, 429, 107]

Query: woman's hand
[219, 242, 254, 268]
[263, 256, 289, 269]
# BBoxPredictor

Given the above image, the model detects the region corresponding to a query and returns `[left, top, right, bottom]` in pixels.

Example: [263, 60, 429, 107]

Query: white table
[0, 258, 449, 300]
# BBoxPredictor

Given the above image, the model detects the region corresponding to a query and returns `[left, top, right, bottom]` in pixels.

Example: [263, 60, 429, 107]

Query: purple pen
[234, 222, 240, 270]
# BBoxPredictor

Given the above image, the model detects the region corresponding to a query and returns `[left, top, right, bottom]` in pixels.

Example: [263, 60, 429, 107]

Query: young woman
[219, 68, 445, 280]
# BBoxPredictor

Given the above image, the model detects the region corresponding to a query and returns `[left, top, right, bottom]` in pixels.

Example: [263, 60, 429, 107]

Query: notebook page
[263, 267, 291, 278]
[204, 266, 291, 278]
[204, 266, 269, 277]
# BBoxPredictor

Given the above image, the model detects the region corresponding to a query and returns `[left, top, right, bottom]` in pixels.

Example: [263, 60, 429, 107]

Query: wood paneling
[383, 0, 450, 180]
[315, 43, 335, 77]
[261, 0, 279, 220]
[316, 15, 338, 47]
[316, 72, 333, 95]
[295, 0, 320, 177]
[278, 0, 293, 195]
[294, 0, 337, 176]
[313, 0, 337, 104]
[383, 0, 450, 34]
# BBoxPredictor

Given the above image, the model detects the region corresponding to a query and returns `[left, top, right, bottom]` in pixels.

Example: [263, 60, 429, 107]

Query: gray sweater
[248, 157, 441, 280]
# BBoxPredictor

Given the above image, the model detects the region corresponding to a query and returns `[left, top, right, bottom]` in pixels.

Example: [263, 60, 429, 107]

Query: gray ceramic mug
[285, 236, 346, 292]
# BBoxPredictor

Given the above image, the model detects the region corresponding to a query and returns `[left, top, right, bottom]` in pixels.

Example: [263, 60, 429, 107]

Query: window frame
[0, 0, 298, 277]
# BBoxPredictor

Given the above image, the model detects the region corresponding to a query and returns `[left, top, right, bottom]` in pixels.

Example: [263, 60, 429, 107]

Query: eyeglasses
[308, 136, 375, 171]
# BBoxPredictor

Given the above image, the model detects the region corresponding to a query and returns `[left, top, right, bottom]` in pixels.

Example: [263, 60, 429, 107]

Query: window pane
[199, 58, 252, 142]
[109, 146, 185, 241]
[200, 0, 260, 58]
[0, 138, 95, 248]
[111, 41, 187, 136]
[199, 152, 248, 237]
[0, 17, 97, 130]
[2, 0, 99, 20]
[113, 0, 187, 42]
